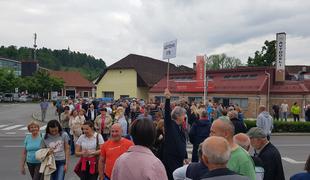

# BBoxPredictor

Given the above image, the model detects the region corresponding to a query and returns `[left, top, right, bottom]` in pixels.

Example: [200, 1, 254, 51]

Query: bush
[244, 120, 310, 133]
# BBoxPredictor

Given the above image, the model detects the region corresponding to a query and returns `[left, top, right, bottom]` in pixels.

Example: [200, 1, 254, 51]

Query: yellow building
[95, 54, 188, 100]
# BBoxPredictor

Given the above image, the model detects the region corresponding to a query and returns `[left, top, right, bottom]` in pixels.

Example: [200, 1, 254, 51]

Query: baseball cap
[247, 127, 267, 138]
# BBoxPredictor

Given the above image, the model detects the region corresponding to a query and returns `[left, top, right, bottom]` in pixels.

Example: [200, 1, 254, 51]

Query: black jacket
[230, 118, 247, 134]
[162, 98, 187, 180]
[189, 118, 211, 162]
[257, 142, 285, 180]
[86, 109, 98, 121]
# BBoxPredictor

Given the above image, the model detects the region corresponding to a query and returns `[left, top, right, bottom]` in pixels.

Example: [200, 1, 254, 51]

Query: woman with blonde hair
[189, 104, 200, 126]
[69, 110, 85, 154]
[21, 120, 42, 180]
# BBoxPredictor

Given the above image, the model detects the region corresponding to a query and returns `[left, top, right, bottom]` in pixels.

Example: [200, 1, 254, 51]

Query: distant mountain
[0, 45, 106, 80]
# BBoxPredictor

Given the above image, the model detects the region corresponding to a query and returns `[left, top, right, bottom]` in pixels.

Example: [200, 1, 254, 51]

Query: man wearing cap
[248, 127, 285, 180]
[200, 136, 250, 180]
[95, 108, 113, 141]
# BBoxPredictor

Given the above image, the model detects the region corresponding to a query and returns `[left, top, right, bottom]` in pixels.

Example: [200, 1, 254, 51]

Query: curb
[272, 133, 310, 136]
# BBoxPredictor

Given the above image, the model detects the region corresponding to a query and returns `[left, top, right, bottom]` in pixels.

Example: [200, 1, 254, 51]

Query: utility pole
[33, 33, 37, 61]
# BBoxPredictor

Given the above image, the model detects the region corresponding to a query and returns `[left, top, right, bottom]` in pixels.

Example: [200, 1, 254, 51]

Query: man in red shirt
[98, 123, 133, 180]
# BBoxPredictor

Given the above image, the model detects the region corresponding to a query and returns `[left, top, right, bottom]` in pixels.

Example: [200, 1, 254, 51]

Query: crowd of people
[22, 90, 310, 180]
[271, 101, 310, 122]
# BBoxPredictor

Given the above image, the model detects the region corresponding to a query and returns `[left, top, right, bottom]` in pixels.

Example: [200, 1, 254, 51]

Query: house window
[230, 98, 248, 109]
[102, 91, 114, 98]
[83, 91, 89, 97]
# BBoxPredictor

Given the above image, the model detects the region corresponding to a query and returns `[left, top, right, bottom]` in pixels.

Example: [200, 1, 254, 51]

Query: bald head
[233, 133, 250, 151]
[202, 136, 231, 166]
[111, 123, 123, 141]
[210, 119, 235, 139]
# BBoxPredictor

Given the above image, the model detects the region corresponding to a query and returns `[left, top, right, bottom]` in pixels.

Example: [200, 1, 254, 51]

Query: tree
[247, 40, 276, 66]
[33, 71, 64, 98]
[206, 53, 242, 70]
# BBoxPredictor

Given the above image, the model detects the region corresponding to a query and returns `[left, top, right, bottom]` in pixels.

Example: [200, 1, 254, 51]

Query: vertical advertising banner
[196, 55, 205, 87]
[163, 39, 177, 60]
[276, 33, 286, 70]
[276, 32, 286, 81]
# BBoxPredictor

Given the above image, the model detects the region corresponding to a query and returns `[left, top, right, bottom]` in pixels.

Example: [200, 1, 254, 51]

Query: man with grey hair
[256, 105, 273, 140]
[163, 88, 188, 180]
[234, 133, 265, 180]
[200, 136, 249, 180]
[248, 127, 284, 180]
[210, 119, 256, 180]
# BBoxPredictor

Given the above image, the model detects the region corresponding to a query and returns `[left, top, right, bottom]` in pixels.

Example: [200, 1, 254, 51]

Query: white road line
[18, 126, 28, 130]
[1, 125, 24, 130]
[0, 125, 9, 128]
[40, 125, 47, 130]
[3, 145, 24, 148]
[277, 144, 310, 147]
[5, 132, 16, 135]
[282, 157, 306, 164]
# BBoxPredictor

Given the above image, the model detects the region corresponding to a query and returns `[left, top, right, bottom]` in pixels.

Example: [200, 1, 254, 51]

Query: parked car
[0, 92, 3, 102]
[3, 93, 13, 102]
[18, 95, 33, 102]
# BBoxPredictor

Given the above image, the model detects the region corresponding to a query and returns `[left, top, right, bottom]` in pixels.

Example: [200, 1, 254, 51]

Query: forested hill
[0, 45, 106, 80]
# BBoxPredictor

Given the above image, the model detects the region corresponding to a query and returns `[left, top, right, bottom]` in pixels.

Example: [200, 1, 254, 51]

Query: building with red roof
[49, 71, 95, 99]
[149, 56, 310, 118]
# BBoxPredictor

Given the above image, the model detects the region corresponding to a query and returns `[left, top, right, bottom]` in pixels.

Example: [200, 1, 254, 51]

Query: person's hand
[158, 134, 163, 140]
[82, 150, 90, 157]
[99, 175, 104, 180]
[64, 164, 68, 173]
[164, 88, 171, 99]
[183, 159, 190, 165]
[47, 148, 54, 156]
[21, 166, 26, 175]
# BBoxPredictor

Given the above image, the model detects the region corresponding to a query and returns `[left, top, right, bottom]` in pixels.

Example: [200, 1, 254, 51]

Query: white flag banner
[163, 39, 177, 59]
[276, 33, 286, 70]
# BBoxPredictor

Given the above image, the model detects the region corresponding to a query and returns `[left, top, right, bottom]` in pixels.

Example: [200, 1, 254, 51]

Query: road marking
[277, 144, 310, 147]
[282, 157, 306, 164]
[1, 124, 24, 130]
[18, 126, 28, 130]
[3, 145, 23, 148]
[0, 125, 9, 128]
[5, 132, 16, 135]
[40, 125, 47, 130]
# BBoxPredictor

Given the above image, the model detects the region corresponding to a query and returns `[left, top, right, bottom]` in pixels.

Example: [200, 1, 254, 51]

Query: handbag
[74, 158, 82, 177]
[74, 133, 99, 177]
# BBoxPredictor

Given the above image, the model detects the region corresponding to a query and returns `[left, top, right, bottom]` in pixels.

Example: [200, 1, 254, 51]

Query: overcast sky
[1, 0, 309, 67]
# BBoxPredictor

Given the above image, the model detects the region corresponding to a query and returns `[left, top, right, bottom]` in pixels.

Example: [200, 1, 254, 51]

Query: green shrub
[244, 120, 310, 133]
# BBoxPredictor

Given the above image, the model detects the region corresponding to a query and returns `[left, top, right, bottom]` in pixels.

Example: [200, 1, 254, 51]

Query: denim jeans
[51, 160, 66, 180]
[281, 112, 287, 121]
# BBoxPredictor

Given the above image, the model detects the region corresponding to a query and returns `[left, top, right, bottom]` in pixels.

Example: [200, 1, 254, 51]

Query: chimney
[193, 63, 196, 71]
[275, 32, 286, 82]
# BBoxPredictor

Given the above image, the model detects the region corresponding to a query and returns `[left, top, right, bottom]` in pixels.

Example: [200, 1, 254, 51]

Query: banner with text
[276, 32, 286, 70]
[163, 39, 177, 59]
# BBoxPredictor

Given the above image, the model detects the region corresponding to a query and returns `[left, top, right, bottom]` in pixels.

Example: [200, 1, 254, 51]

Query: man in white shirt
[280, 102, 289, 121]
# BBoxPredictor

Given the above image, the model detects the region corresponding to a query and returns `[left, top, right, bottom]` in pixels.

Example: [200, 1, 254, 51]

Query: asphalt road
[0, 103, 309, 180]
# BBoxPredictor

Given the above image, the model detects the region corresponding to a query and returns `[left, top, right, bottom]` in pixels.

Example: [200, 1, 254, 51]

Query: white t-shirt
[76, 132, 104, 152]
[280, 103, 288, 112]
